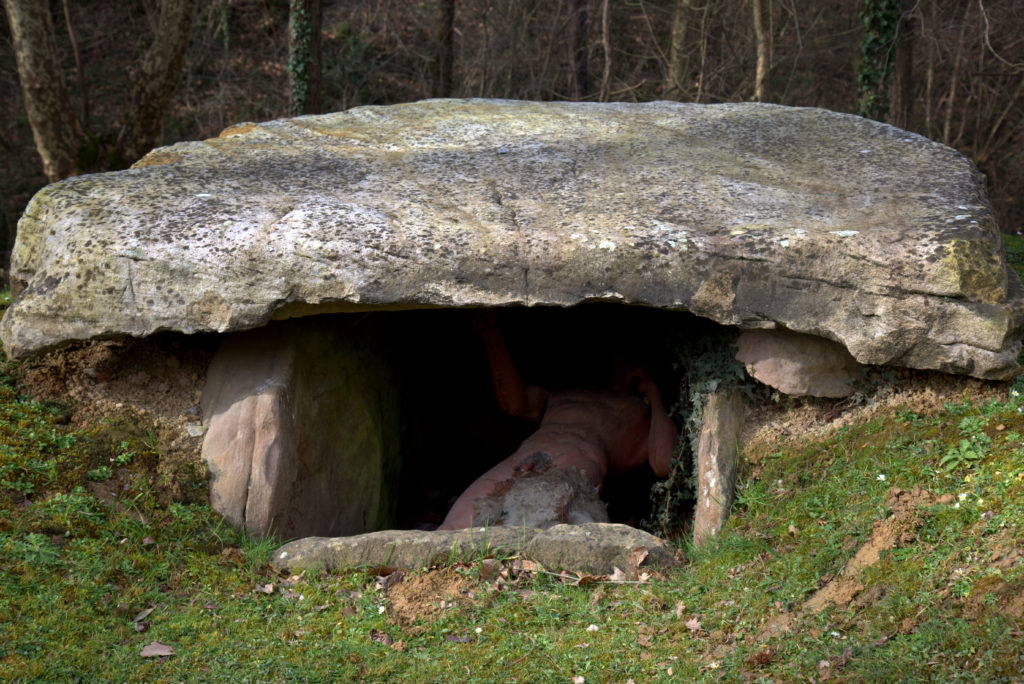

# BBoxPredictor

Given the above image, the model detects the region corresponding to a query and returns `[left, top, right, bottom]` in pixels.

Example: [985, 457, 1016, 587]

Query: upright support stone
[201, 316, 402, 539]
[693, 389, 746, 546]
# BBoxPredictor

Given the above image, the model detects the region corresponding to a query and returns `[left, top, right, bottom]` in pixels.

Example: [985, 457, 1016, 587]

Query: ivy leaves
[857, 0, 904, 121]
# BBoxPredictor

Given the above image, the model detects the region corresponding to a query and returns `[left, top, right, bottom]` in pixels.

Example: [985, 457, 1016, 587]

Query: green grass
[2, 300, 1024, 680]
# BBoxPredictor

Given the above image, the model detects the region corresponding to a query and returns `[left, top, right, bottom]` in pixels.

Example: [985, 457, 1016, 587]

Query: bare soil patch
[386, 568, 476, 628]
[15, 335, 215, 504]
[760, 486, 953, 639]
[741, 369, 1006, 466]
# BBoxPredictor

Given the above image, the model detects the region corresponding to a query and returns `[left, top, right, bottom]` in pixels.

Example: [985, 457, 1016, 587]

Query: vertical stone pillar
[692, 389, 745, 546]
[201, 316, 402, 539]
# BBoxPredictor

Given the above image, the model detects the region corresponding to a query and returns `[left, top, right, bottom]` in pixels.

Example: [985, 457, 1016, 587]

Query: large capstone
[2, 99, 1022, 380]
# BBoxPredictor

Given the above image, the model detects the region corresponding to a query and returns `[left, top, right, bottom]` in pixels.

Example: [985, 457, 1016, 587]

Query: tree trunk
[288, 0, 323, 116]
[752, 0, 770, 102]
[666, 0, 694, 100]
[433, 0, 456, 97]
[943, 2, 971, 146]
[599, 0, 611, 101]
[62, 0, 88, 130]
[118, 0, 196, 164]
[4, 0, 84, 182]
[568, 0, 588, 99]
[889, 0, 914, 128]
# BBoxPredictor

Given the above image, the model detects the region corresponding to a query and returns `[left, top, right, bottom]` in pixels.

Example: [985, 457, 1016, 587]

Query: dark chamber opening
[389, 303, 696, 531]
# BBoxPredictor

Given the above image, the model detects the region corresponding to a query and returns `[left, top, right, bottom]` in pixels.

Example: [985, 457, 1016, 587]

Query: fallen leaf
[281, 571, 306, 585]
[685, 617, 702, 634]
[375, 570, 404, 591]
[628, 546, 649, 570]
[141, 537, 156, 546]
[390, 639, 406, 652]
[788, 524, 799, 536]
[608, 567, 628, 582]
[445, 634, 473, 643]
[479, 558, 500, 580]
[133, 607, 154, 623]
[572, 677, 586, 684]
[253, 583, 274, 594]
[514, 559, 544, 573]
[369, 629, 393, 645]
[637, 634, 653, 647]
[574, 573, 603, 586]
[674, 601, 686, 619]
[140, 641, 174, 658]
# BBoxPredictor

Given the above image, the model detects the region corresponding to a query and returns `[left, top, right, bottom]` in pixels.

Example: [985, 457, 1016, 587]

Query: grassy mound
[2, 282, 1024, 680]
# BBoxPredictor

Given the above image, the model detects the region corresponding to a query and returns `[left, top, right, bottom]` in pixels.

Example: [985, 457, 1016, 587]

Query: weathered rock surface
[471, 467, 609, 529]
[201, 317, 402, 539]
[736, 328, 861, 398]
[271, 522, 676, 576]
[2, 99, 1022, 378]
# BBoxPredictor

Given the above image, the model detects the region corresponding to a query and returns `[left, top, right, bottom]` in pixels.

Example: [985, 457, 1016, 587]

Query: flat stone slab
[271, 523, 677, 576]
[2, 99, 1021, 378]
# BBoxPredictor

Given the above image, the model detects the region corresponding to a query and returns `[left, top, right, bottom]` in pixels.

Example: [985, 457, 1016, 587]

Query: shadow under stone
[201, 303, 701, 541]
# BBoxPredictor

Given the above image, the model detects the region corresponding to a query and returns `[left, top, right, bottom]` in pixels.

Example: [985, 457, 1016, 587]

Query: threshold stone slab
[270, 523, 677, 576]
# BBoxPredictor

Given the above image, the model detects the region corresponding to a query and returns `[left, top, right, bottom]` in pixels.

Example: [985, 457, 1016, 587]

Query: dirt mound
[761, 486, 953, 638]
[802, 486, 951, 613]
[741, 369, 1005, 462]
[17, 334, 212, 425]
[15, 334, 216, 504]
[385, 568, 476, 628]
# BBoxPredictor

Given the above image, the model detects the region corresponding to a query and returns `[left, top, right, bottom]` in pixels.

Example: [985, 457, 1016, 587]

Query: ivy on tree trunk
[857, 0, 904, 121]
[288, 0, 323, 116]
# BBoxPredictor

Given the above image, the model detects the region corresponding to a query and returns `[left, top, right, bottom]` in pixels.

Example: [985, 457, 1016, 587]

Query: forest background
[1, 0, 1023, 280]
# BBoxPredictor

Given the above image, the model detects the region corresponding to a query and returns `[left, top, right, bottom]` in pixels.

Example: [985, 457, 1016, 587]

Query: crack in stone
[489, 183, 530, 300]
[123, 259, 137, 314]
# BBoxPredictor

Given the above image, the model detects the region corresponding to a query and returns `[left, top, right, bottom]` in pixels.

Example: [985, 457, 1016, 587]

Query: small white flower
[877, 474, 887, 481]
[708, 662, 720, 670]
[830, 630, 842, 638]
[586, 624, 600, 632]
[475, 627, 483, 634]
[1012, 389, 1020, 397]
[954, 568, 965, 576]
[377, 605, 386, 614]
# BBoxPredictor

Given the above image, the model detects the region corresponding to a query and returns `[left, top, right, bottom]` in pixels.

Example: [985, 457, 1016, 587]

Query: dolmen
[2, 99, 1021, 571]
